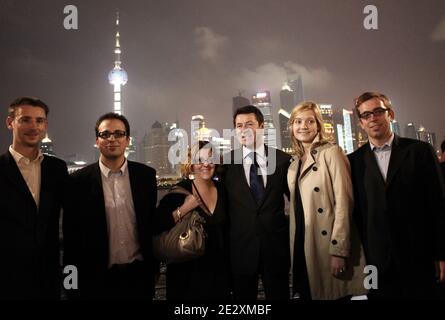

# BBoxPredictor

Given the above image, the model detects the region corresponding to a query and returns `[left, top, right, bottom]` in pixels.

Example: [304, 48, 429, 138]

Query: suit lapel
[1, 152, 37, 209]
[128, 161, 142, 224]
[386, 135, 408, 187]
[363, 144, 386, 186]
[39, 156, 51, 216]
[88, 163, 107, 228]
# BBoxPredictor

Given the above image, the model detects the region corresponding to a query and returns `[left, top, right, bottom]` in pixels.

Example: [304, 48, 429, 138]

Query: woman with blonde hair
[153, 141, 230, 300]
[287, 101, 366, 300]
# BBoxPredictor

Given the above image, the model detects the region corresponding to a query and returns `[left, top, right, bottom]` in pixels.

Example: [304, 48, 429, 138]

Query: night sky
[1, 0, 445, 162]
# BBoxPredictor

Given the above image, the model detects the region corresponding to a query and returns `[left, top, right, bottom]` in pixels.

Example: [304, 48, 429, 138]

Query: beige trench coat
[288, 141, 367, 299]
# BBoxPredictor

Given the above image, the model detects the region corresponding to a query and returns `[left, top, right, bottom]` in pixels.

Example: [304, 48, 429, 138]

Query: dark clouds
[1, 0, 445, 161]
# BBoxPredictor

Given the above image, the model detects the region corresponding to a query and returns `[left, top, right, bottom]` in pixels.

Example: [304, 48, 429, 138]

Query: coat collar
[291, 138, 330, 179]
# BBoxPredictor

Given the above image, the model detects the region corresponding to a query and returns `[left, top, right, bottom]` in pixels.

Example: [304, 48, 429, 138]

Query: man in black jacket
[63, 112, 158, 299]
[0, 97, 68, 299]
[349, 92, 445, 299]
[223, 105, 291, 300]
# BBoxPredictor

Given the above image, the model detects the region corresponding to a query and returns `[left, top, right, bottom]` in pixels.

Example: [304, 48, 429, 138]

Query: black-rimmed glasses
[97, 130, 127, 139]
[358, 107, 390, 120]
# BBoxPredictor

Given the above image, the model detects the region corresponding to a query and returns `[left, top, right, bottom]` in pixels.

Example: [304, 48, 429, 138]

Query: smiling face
[358, 97, 394, 145]
[95, 119, 129, 161]
[234, 113, 264, 148]
[191, 148, 215, 181]
[6, 105, 47, 150]
[292, 109, 319, 145]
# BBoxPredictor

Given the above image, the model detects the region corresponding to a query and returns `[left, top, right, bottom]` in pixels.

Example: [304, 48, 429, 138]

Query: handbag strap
[169, 183, 211, 216]
[192, 181, 212, 216]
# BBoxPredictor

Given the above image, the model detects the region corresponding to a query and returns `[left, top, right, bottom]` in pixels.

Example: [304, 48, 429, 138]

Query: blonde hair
[288, 101, 329, 157]
[180, 141, 215, 178]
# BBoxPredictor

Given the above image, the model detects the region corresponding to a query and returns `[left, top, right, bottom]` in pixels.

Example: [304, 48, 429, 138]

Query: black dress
[154, 179, 230, 300]
[292, 160, 312, 300]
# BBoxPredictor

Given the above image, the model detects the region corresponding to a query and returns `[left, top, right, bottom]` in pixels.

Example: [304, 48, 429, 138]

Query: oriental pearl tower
[108, 12, 128, 115]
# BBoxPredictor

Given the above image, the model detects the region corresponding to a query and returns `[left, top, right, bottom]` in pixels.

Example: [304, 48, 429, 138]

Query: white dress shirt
[242, 144, 267, 188]
[99, 159, 143, 267]
[369, 133, 394, 182]
[9, 146, 43, 207]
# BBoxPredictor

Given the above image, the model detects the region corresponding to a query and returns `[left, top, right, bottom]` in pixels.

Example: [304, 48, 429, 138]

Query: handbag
[153, 181, 211, 264]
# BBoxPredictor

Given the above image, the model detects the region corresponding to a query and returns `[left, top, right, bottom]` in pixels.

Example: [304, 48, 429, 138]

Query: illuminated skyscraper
[279, 83, 294, 152]
[108, 12, 128, 115]
[405, 123, 417, 140]
[252, 91, 277, 148]
[40, 133, 55, 156]
[289, 75, 305, 106]
[232, 92, 250, 116]
[319, 104, 335, 143]
[342, 109, 354, 154]
[417, 125, 436, 149]
[278, 108, 292, 152]
[390, 120, 401, 136]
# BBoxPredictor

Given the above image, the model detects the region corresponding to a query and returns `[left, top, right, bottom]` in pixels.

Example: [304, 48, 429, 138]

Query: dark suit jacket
[441, 162, 445, 184]
[0, 151, 68, 300]
[348, 136, 445, 293]
[63, 161, 157, 299]
[223, 146, 291, 276]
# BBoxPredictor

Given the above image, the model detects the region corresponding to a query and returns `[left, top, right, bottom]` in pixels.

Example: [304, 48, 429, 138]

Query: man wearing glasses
[0, 97, 68, 299]
[348, 92, 445, 299]
[63, 112, 158, 299]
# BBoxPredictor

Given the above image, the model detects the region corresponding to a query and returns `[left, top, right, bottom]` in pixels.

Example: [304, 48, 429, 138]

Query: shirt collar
[99, 158, 128, 177]
[243, 144, 266, 161]
[9, 145, 44, 165]
[369, 133, 394, 151]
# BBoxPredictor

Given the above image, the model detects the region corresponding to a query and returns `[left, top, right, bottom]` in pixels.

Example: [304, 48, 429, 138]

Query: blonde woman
[153, 141, 230, 300]
[287, 101, 366, 300]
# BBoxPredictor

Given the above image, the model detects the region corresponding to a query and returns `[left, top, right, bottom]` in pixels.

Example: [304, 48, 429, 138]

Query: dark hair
[95, 112, 130, 137]
[354, 92, 392, 117]
[233, 105, 264, 127]
[441, 140, 445, 153]
[8, 97, 49, 118]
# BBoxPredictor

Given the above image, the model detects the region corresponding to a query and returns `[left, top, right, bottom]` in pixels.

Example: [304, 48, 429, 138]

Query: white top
[9, 145, 43, 207]
[99, 158, 143, 267]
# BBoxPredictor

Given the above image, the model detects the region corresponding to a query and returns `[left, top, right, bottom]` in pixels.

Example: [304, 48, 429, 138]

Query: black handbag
[153, 181, 211, 264]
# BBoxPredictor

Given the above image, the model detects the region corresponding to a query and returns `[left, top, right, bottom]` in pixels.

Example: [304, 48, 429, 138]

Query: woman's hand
[172, 194, 201, 222]
[181, 194, 201, 213]
[331, 255, 346, 277]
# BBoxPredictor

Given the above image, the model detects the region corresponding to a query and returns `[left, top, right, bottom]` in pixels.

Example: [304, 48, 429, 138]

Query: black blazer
[63, 161, 157, 299]
[0, 151, 68, 300]
[349, 136, 445, 287]
[223, 146, 291, 275]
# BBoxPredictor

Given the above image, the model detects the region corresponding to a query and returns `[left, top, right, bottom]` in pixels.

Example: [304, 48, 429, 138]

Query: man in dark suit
[0, 97, 68, 300]
[63, 112, 158, 299]
[349, 92, 445, 299]
[223, 105, 291, 300]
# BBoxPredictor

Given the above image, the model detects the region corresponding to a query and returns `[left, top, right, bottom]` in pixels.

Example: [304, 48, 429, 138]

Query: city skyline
[1, 1, 445, 162]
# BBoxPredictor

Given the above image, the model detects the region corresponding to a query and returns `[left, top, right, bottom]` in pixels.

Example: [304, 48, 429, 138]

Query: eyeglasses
[97, 130, 127, 139]
[358, 107, 390, 120]
[16, 116, 47, 126]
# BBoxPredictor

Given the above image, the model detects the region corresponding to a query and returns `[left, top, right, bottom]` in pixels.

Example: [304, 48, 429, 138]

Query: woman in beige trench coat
[288, 101, 367, 300]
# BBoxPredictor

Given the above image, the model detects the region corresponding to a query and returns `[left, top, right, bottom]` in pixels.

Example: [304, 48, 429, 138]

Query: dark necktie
[249, 152, 265, 203]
